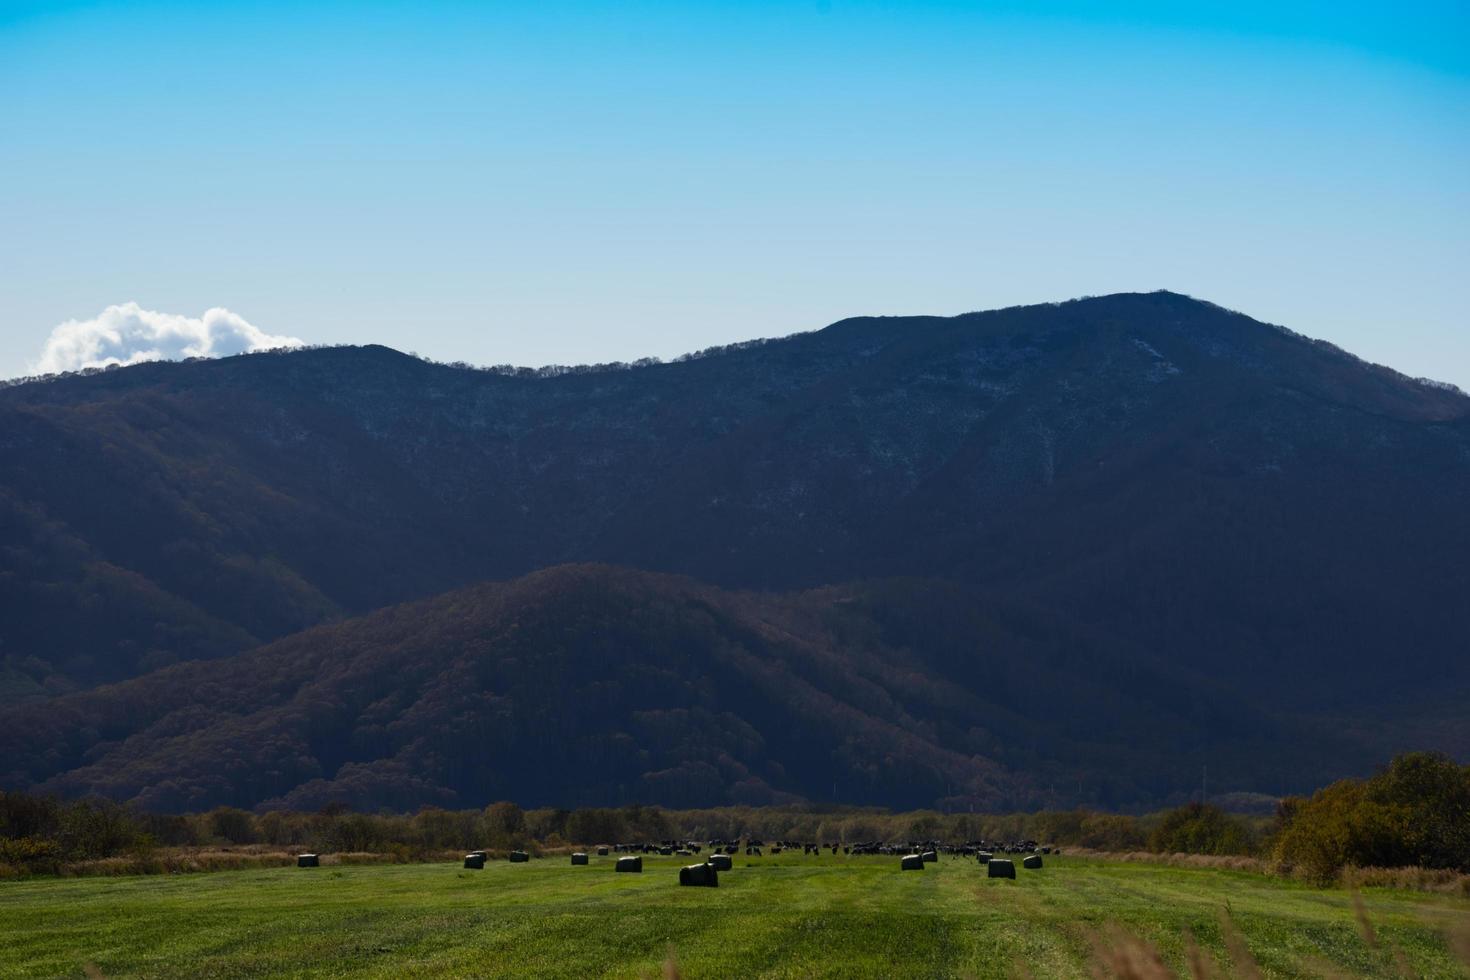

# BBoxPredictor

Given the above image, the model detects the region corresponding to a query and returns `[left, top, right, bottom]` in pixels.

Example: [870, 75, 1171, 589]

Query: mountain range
[2, 291, 1467, 811]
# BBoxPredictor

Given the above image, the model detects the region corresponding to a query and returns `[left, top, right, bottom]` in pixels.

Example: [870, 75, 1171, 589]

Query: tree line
[2, 754, 1464, 886]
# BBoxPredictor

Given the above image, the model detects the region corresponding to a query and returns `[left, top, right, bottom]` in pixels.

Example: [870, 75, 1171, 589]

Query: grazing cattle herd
[353, 837, 1060, 888]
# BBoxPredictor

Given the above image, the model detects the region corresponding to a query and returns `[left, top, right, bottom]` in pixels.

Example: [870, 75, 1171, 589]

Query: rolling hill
[0, 564, 1363, 812]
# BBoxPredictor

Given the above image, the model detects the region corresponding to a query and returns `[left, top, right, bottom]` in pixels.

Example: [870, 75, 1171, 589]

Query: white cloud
[31, 303, 303, 375]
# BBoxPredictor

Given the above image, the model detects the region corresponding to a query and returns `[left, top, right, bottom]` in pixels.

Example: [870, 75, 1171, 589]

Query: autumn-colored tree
[1273, 753, 1470, 884]
[1147, 803, 1254, 856]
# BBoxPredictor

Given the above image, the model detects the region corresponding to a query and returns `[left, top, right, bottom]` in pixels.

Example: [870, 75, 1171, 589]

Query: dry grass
[1180, 932, 1215, 980]
[1217, 910, 1265, 980]
[1066, 848, 1268, 874]
[0, 846, 464, 879]
[637, 949, 681, 980]
[1081, 913, 1269, 980]
[1445, 916, 1470, 969]
[1338, 865, 1470, 897]
[1087, 925, 1176, 979]
[1068, 849, 1470, 898]
[1355, 891, 1424, 979]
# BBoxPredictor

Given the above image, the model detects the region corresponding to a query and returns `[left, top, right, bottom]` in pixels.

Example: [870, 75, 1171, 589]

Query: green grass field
[1, 853, 1466, 978]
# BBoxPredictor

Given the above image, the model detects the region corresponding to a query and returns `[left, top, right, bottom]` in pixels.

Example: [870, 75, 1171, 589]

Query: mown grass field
[1, 852, 1466, 978]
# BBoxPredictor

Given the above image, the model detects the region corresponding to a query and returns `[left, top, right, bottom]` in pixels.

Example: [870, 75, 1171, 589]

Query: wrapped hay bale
[679, 862, 719, 887]
[297, 853, 319, 868]
[596, 846, 610, 856]
[571, 852, 589, 865]
[616, 856, 643, 873]
[900, 854, 925, 871]
[708, 853, 733, 871]
[1022, 855, 1042, 870]
[921, 850, 937, 863]
[987, 859, 1016, 879]
[509, 850, 530, 863]
[976, 851, 993, 864]
[463, 854, 486, 869]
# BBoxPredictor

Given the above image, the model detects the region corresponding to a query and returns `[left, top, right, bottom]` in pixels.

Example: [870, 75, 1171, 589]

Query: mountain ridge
[7, 292, 1464, 415]
[1, 291, 1466, 810]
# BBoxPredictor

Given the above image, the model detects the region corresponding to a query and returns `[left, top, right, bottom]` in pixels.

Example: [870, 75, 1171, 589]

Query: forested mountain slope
[0, 565, 1362, 812]
[3, 291, 1466, 709]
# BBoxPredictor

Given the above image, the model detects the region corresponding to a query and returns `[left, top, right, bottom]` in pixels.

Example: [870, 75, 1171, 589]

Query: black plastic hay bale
[616, 856, 643, 873]
[900, 854, 925, 871]
[1022, 854, 1043, 870]
[976, 851, 993, 864]
[921, 850, 937, 863]
[708, 853, 733, 871]
[987, 858, 1016, 879]
[463, 854, 486, 869]
[508, 850, 530, 863]
[596, 846, 610, 856]
[297, 853, 319, 868]
[679, 862, 719, 887]
[571, 852, 589, 865]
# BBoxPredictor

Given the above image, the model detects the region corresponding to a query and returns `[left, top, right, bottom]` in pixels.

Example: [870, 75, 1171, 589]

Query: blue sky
[2, 1, 1467, 383]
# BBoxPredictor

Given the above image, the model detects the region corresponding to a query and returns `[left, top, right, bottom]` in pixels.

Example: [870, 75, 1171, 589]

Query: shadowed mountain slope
[0, 565, 1362, 812]
[2, 291, 1466, 710]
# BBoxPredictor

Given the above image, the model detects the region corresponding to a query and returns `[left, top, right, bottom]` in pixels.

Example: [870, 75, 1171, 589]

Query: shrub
[1274, 753, 1470, 884]
[482, 802, 526, 848]
[1148, 803, 1255, 856]
[58, 799, 141, 860]
[1077, 812, 1147, 851]
[1366, 752, 1470, 870]
[0, 836, 62, 874]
